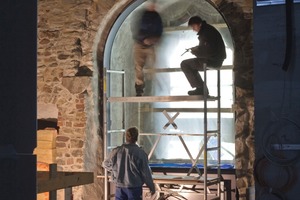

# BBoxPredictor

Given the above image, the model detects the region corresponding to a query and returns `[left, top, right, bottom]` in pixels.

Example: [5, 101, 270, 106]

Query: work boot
[135, 84, 144, 96]
[187, 87, 209, 96]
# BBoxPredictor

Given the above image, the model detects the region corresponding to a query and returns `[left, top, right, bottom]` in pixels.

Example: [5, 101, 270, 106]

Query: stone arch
[93, 0, 134, 136]
[86, 1, 136, 200]
[216, 1, 254, 198]
[94, 0, 253, 198]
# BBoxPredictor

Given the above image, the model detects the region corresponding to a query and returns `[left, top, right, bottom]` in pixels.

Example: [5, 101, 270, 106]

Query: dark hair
[188, 16, 203, 26]
[126, 127, 139, 143]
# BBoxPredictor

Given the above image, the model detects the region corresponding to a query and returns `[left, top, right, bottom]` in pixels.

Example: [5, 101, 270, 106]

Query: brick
[37, 129, 57, 141]
[37, 140, 56, 149]
[34, 148, 57, 163]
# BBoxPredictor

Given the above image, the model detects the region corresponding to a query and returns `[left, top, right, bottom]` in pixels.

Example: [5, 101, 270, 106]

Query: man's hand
[145, 191, 157, 199]
[190, 46, 198, 51]
[190, 46, 200, 56]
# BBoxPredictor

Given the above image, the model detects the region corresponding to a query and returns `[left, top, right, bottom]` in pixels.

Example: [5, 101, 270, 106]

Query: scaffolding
[103, 64, 223, 200]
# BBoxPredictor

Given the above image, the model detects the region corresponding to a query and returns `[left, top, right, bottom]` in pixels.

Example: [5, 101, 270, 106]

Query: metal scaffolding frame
[103, 64, 223, 200]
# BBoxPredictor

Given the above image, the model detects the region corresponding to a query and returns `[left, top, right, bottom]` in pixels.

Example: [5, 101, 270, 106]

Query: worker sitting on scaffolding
[181, 16, 226, 96]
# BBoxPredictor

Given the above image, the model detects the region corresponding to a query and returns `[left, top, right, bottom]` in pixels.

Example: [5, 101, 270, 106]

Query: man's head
[146, 2, 156, 11]
[188, 16, 203, 32]
[125, 127, 139, 143]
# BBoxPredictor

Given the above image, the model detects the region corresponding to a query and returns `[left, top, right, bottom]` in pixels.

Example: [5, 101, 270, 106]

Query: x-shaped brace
[163, 110, 180, 130]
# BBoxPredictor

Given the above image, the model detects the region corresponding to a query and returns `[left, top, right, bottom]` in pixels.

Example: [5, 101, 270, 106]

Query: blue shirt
[102, 143, 155, 193]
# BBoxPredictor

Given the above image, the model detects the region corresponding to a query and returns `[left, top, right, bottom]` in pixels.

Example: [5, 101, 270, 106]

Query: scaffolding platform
[103, 64, 223, 200]
[152, 174, 221, 186]
[151, 174, 224, 200]
[107, 95, 218, 103]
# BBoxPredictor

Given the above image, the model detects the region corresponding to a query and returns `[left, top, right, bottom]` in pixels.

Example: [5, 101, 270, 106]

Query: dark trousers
[115, 187, 142, 200]
[180, 58, 222, 88]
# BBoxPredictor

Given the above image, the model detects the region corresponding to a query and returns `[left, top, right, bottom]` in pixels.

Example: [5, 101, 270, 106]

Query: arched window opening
[104, 0, 235, 166]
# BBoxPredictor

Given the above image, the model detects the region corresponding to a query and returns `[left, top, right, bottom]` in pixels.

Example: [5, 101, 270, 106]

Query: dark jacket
[102, 143, 155, 193]
[193, 21, 226, 65]
[134, 10, 163, 43]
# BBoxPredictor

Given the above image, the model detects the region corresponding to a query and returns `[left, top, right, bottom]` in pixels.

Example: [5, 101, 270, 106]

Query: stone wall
[217, 1, 255, 199]
[37, 0, 105, 199]
[37, 0, 254, 199]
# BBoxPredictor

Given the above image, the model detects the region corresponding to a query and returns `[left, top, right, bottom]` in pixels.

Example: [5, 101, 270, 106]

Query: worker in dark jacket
[132, 2, 163, 96]
[181, 16, 226, 95]
[102, 127, 156, 200]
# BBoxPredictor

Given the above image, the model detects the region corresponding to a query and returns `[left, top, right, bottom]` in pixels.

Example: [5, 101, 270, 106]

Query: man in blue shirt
[102, 127, 156, 200]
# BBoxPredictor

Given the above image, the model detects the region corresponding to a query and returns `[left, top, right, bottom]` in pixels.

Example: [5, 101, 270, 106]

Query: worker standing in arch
[181, 16, 226, 96]
[132, 1, 163, 96]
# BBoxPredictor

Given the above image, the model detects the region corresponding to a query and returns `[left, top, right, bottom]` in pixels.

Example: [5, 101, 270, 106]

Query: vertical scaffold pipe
[203, 63, 208, 200]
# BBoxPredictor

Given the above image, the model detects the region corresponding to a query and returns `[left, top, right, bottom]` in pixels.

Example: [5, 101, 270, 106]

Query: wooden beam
[37, 171, 94, 193]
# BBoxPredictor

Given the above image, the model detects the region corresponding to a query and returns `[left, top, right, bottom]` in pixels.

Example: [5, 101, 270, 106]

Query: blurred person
[181, 16, 226, 95]
[102, 126, 156, 200]
[132, 1, 163, 96]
